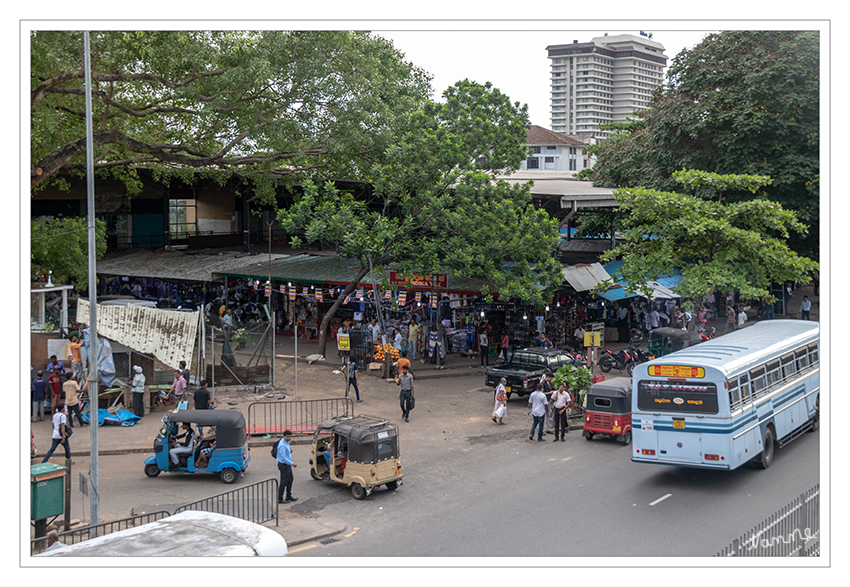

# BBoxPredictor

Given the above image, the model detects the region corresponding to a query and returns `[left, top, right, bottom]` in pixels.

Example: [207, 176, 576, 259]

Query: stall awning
[596, 261, 681, 301]
[561, 263, 611, 292]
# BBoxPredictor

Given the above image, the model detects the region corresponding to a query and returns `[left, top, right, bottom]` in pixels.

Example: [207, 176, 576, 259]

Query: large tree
[581, 31, 819, 253]
[599, 171, 818, 306]
[31, 217, 107, 290]
[279, 81, 563, 356]
[30, 30, 432, 197]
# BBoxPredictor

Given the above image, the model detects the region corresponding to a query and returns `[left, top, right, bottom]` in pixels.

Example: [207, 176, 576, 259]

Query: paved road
[55, 358, 819, 558]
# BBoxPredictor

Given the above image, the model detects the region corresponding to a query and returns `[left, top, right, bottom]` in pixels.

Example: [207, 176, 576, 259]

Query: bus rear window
[637, 380, 719, 414]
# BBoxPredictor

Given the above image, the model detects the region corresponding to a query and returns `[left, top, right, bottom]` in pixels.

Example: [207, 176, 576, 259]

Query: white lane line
[649, 493, 673, 506]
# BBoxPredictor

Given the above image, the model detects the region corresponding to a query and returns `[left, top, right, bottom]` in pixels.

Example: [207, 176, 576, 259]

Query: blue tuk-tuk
[144, 409, 250, 484]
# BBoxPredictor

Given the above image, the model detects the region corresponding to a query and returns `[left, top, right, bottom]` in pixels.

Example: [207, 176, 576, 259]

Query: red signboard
[389, 271, 447, 289]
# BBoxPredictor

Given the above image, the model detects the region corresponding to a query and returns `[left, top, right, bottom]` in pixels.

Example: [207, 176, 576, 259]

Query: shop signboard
[389, 271, 447, 289]
[337, 334, 351, 351]
[583, 331, 602, 347]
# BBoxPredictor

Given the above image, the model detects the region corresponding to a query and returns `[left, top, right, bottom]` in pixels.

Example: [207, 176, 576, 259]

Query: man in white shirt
[800, 296, 811, 320]
[551, 383, 572, 441]
[479, 330, 489, 367]
[527, 384, 549, 442]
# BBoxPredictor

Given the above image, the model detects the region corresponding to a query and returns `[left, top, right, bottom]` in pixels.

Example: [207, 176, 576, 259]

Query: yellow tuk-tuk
[308, 414, 403, 500]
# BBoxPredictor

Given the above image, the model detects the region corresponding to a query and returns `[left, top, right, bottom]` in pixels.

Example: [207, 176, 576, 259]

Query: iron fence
[716, 484, 819, 557]
[174, 477, 279, 527]
[247, 397, 354, 438]
[31, 510, 170, 555]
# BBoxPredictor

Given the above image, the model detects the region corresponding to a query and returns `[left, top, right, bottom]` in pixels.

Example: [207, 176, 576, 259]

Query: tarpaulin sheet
[81, 328, 116, 388]
[82, 408, 141, 427]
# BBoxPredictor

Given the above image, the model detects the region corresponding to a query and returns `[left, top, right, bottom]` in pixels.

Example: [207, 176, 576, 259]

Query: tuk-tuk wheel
[310, 468, 323, 481]
[385, 481, 398, 491]
[220, 468, 238, 484]
[584, 432, 594, 441]
[351, 483, 366, 500]
[621, 430, 632, 446]
[144, 464, 161, 478]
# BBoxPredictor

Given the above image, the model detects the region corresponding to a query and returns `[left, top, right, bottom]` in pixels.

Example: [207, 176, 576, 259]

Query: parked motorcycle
[625, 346, 651, 376]
[599, 347, 632, 373]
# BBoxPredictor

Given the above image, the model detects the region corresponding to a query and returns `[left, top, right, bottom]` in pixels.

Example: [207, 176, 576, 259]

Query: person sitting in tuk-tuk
[323, 437, 348, 476]
[195, 429, 216, 469]
[169, 422, 195, 468]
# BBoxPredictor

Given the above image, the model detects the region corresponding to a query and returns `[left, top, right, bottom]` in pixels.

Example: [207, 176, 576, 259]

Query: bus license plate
[672, 419, 685, 430]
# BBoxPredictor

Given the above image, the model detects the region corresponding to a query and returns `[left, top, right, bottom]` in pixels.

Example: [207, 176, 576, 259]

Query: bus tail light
[639, 449, 655, 455]
[704, 454, 724, 461]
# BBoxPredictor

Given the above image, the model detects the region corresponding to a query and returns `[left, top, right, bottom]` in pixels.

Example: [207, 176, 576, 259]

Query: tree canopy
[279, 80, 563, 355]
[31, 30, 432, 198]
[581, 31, 819, 254]
[598, 171, 818, 306]
[31, 217, 107, 291]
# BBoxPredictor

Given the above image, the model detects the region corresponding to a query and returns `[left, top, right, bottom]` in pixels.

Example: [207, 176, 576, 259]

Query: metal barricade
[247, 397, 354, 438]
[174, 477, 279, 527]
[31, 510, 171, 555]
[716, 484, 819, 557]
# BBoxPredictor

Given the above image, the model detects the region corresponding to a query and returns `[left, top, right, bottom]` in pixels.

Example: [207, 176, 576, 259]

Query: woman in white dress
[492, 378, 508, 424]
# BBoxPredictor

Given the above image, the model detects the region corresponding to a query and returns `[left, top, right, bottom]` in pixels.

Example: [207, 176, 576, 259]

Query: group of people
[491, 371, 573, 441]
[167, 422, 217, 469]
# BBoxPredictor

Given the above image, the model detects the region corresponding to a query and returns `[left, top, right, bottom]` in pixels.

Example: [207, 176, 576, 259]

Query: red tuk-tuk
[582, 377, 632, 445]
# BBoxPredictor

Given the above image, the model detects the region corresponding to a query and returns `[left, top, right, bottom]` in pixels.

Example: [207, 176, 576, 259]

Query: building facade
[547, 33, 667, 138]
[520, 125, 592, 172]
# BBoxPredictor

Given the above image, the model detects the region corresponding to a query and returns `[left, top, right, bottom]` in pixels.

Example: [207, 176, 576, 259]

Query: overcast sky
[378, 29, 716, 128]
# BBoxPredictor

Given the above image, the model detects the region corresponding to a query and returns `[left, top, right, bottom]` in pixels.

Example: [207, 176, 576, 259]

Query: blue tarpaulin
[81, 328, 116, 388]
[82, 408, 141, 427]
[597, 261, 682, 301]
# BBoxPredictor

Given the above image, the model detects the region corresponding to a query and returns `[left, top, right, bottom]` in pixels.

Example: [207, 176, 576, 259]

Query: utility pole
[83, 30, 100, 528]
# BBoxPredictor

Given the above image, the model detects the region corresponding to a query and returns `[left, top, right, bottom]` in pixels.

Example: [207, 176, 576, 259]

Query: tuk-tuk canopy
[164, 409, 247, 449]
[587, 377, 632, 414]
[651, 327, 702, 343]
[317, 414, 399, 464]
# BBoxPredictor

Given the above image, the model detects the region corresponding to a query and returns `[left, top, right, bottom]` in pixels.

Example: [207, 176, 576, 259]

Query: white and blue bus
[631, 320, 819, 470]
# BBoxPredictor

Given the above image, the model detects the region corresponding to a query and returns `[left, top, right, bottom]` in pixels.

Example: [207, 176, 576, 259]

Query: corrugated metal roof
[77, 299, 199, 369]
[219, 254, 496, 294]
[96, 250, 290, 283]
[561, 263, 611, 292]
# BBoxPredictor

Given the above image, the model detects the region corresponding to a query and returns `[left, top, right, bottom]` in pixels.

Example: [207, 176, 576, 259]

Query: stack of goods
[373, 342, 400, 362]
[448, 330, 468, 353]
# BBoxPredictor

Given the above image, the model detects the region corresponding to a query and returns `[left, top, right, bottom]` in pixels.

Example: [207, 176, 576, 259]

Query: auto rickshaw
[647, 327, 704, 358]
[582, 377, 633, 445]
[307, 414, 403, 500]
[144, 409, 250, 484]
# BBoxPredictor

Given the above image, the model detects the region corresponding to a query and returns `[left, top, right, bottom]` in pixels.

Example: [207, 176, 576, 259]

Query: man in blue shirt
[276, 430, 298, 504]
[31, 370, 48, 422]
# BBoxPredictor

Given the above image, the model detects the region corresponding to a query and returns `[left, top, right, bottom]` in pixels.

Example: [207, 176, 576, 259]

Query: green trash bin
[31, 463, 68, 520]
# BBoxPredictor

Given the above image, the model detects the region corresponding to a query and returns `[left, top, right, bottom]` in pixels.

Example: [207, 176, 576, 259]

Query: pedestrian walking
[551, 383, 571, 441]
[725, 304, 736, 333]
[41, 401, 70, 463]
[492, 378, 508, 424]
[500, 332, 510, 362]
[48, 368, 63, 414]
[130, 365, 146, 417]
[397, 364, 415, 422]
[527, 384, 549, 442]
[479, 330, 489, 367]
[408, 320, 419, 361]
[276, 430, 298, 504]
[169, 370, 187, 404]
[343, 357, 361, 402]
[737, 307, 748, 327]
[800, 295, 811, 320]
[31, 369, 47, 422]
[542, 371, 555, 434]
[62, 374, 87, 428]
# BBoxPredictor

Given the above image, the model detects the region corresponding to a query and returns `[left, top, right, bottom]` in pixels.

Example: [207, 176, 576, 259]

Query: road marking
[287, 544, 318, 554]
[649, 493, 673, 506]
[345, 527, 360, 538]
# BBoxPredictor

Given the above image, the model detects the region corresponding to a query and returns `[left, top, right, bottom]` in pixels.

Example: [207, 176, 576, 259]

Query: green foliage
[583, 31, 819, 254]
[31, 31, 432, 197]
[279, 81, 563, 353]
[552, 364, 592, 391]
[31, 217, 107, 291]
[599, 172, 818, 305]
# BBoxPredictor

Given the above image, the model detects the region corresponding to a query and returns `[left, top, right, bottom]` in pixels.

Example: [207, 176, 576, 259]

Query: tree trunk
[316, 264, 372, 357]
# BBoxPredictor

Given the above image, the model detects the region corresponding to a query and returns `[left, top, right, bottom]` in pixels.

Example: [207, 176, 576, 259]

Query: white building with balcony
[521, 125, 592, 172]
